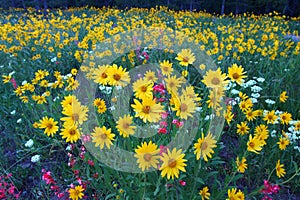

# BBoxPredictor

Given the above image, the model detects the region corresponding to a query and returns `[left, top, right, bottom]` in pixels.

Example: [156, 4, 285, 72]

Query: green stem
[190, 159, 202, 199]
[280, 168, 300, 185]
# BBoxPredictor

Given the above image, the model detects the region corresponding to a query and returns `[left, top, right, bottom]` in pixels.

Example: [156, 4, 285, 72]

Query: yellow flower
[160, 148, 187, 179]
[175, 49, 196, 66]
[144, 70, 158, 83]
[165, 75, 183, 94]
[132, 78, 153, 100]
[94, 98, 107, 114]
[107, 64, 130, 87]
[276, 160, 286, 178]
[182, 86, 201, 102]
[239, 99, 253, 112]
[199, 186, 210, 200]
[263, 110, 277, 124]
[92, 65, 110, 85]
[236, 122, 250, 136]
[60, 124, 81, 143]
[134, 141, 160, 171]
[38, 116, 59, 137]
[131, 97, 164, 123]
[181, 70, 188, 77]
[279, 91, 288, 102]
[116, 114, 136, 138]
[194, 132, 217, 162]
[236, 157, 247, 173]
[277, 137, 290, 150]
[227, 188, 245, 200]
[68, 185, 84, 200]
[172, 95, 196, 120]
[92, 126, 115, 149]
[280, 112, 292, 125]
[202, 68, 229, 89]
[247, 134, 263, 154]
[294, 121, 300, 131]
[61, 101, 89, 127]
[245, 109, 260, 121]
[2, 75, 11, 83]
[160, 60, 173, 76]
[228, 64, 247, 85]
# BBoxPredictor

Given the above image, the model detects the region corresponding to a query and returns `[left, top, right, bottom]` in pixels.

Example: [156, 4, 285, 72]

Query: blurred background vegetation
[1, 0, 299, 16]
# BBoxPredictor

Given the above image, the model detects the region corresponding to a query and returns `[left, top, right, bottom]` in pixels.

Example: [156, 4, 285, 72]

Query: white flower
[17, 118, 22, 123]
[116, 86, 122, 90]
[10, 110, 16, 115]
[246, 80, 257, 86]
[25, 139, 34, 148]
[256, 77, 265, 82]
[250, 98, 258, 103]
[271, 130, 277, 137]
[51, 57, 57, 62]
[22, 80, 27, 85]
[251, 85, 262, 93]
[275, 110, 283, 115]
[231, 89, 240, 95]
[99, 85, 106, 90]
[265, 99, 276, 105]
[251, 93, 260, 98]
[31, 155, 40, 163]
[9, 71, 15, 76]
[109, 105, 115, 111]
[195, 107, 202, 112]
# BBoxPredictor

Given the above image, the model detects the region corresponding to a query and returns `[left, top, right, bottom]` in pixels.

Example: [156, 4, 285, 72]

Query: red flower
[158, 127, 167, 134]
[179, 180, 186, 186]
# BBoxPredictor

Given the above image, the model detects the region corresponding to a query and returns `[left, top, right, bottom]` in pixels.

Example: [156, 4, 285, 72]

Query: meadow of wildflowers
[0, 6, 300, 200]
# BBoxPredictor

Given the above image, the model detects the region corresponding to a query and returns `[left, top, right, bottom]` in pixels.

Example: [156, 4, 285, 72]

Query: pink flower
[159, 121, 168, 127]
[179, 180, 186, 186]
[88, 160, 94, 166]
[159, 145, 168, 156]
[153, 83, 166, 94]
[81, 134, 91, 144]
[10, 78, 17, 89]
[161, 112, 168, 119]
[158, 127, 167, 134]
[42, 171, 55, 185]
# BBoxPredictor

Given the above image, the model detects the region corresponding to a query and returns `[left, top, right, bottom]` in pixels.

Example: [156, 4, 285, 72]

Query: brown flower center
[211, 77, 220, 85]
[72, 113, 79, 121]
[180, 103, 188, 112]
[142, 106, 150, 114]
[249, 142, 254, 148]
[101, 134, 107, 139]
[69, 129, 76, 135]
[183, 57, 189, 62]
[143, 153, 152, 162]
[168, 159, 177, 168]
[201, 141, 208, 151]
[47, 123, 53, 129]
[123, 122, 130, 129]
[101, 73, 107, 78]
[232, 73, 240, 79]
[141, 85, 147, 92]
[113, 74, 121, 81]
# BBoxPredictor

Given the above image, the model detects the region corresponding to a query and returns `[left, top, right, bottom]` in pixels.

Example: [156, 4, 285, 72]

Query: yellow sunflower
[131, 97, 164, 123]
[228, 63, 247, 85]
[165, 75, 183, 94]
[193, 132, 217, 162]
[280, 112, 292, 125]
[175, 49, 196, 66]
[199, 186, 210, 200]
[160, 60, 173, 76]
[68, 185, 84, 200]
[132, 78, 153, 100]
[134, 141, 160, 171]
[61, 101, 89, 127]
[144, 70, 158, 83]
[172, 94, 196, 120]
[38, 116, 59, 137]
[236, 122, 250, 135]
[60, 124, 81, 143]
[202, 68, 229, 89]
[276, 160, 286, 178]
[92, 65, 110, 85]
[277, 137, 290, 150]
[236, 157, 247, 173]
[279, 91, 288, 102]
[92, 126, 115, 149]
[106, 64, 130, 87]
[160, 148, 187, 180]
[116, 114, 136, 137]
[263, 110, 277, 124]
[247, 134, 263, 154]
